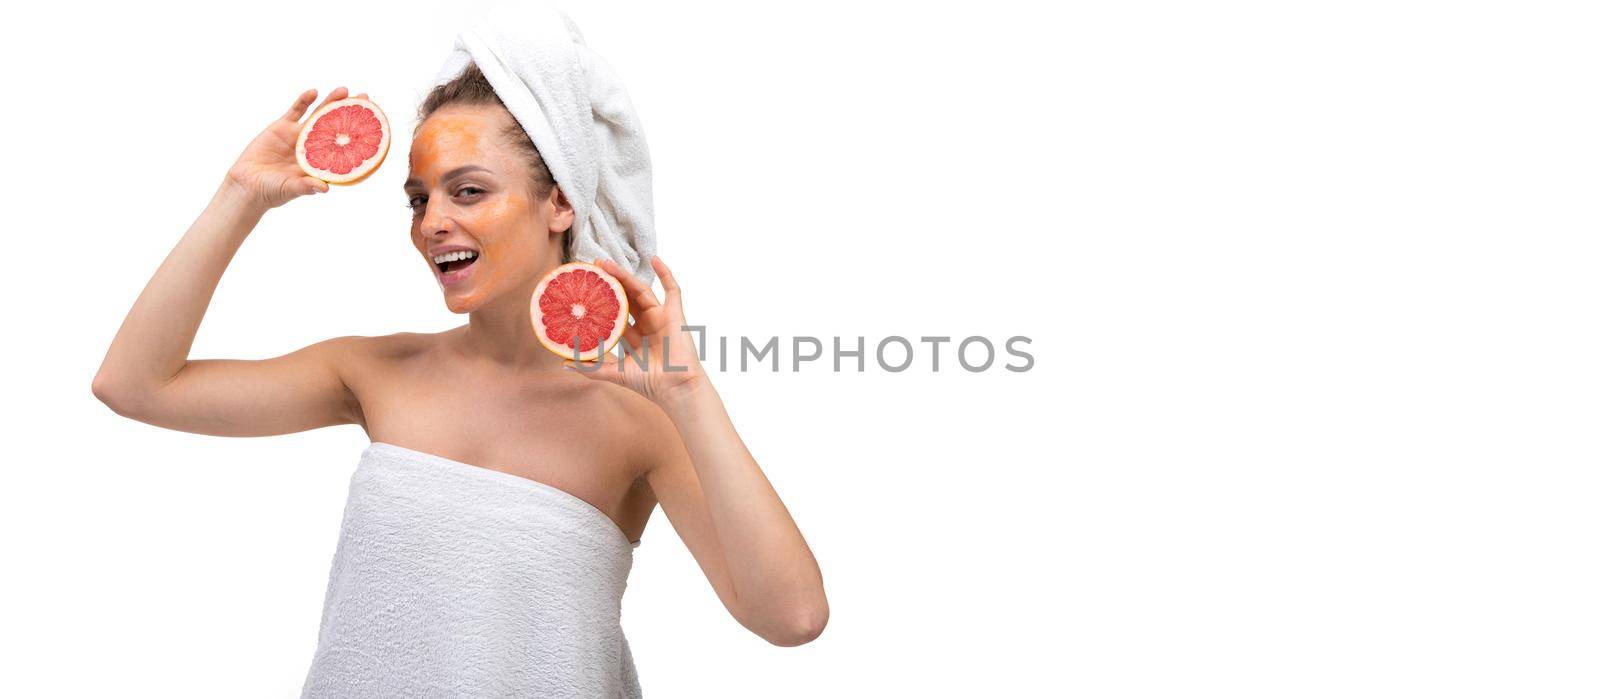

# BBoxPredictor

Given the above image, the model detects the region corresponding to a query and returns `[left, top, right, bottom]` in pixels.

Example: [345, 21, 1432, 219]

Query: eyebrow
[404, 164, 492, 189]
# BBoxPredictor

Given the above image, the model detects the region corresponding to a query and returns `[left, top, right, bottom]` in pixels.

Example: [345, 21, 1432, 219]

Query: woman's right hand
[224, 86, 366, 211]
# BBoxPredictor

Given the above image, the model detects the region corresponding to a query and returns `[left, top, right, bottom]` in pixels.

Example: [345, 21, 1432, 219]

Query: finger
[651, 256, 681, 306]
[594, 257, 661, 312]
[563, 355, 622, 384]
[300, 177, 329, 196]
[311, 86, 350, 116]
[615, 324, 644, 355]
[282, 88, 317, 122]
[355, 92, 369, 100]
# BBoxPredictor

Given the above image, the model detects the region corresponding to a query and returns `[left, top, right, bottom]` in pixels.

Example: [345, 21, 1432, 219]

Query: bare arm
[92, 87, 367, 436]
[643, 387, 828, 647]
[572, 257, 829, 647]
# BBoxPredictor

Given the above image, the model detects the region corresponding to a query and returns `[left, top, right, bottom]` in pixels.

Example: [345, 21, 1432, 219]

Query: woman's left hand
[565, 256, 709, 405]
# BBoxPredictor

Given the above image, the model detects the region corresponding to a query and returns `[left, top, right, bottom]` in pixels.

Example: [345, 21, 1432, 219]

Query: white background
[4, 0, 1597, 696]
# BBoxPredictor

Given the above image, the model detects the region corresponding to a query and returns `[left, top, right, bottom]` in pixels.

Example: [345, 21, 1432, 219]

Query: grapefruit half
[295, 97, 391, 185]
[531, 262, 629, 362]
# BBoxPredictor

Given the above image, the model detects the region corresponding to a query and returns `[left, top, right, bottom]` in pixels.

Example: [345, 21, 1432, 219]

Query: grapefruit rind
[530, 262, 630, 362]
[295, 97, 391, 185]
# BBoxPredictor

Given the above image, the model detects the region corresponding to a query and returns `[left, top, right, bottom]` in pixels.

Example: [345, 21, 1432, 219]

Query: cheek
[460, 193, 536, 300]
[411, 230, 432, 266]
[478, 194, 534, 261]
[475, 235, 522, 297]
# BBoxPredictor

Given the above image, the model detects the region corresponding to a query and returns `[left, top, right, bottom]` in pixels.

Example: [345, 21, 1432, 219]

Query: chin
[444, 294, 485, 314]
[443, 283, 521, 314]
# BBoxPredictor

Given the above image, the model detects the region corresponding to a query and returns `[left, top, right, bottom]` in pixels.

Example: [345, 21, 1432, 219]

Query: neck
[455, 292, 566, 372]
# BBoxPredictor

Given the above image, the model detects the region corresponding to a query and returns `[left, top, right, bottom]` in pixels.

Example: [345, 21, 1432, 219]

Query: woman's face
[405, 104, 572, 314]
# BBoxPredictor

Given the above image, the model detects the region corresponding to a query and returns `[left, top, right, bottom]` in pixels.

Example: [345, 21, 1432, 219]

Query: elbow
[91, 371, 137, 417]
[763, 600, 829, 647]
[91, 371, 119, 407]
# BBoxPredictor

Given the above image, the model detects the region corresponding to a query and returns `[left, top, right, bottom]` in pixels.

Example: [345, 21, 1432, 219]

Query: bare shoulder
[565, 376, 666, 428]
[329, 331, 443, 371]
[312, 331, 443, 426]
[576, 378, 684, 475]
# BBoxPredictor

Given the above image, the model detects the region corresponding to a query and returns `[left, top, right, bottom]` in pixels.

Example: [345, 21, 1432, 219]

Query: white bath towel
[301, 442, 642, 698]
[431, 0, 658, 287]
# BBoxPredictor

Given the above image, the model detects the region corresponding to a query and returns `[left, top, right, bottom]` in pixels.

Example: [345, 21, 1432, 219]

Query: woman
[91, 17, 827, 699]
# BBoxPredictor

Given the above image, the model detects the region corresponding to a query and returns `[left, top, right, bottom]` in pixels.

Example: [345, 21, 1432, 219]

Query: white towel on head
[431, 0, 657, 287]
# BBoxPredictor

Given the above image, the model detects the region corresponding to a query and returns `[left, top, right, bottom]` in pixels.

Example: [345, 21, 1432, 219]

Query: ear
[547, 184, 575, 238]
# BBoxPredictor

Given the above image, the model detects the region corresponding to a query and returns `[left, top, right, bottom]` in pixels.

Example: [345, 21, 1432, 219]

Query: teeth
[431, 250, 479, 265]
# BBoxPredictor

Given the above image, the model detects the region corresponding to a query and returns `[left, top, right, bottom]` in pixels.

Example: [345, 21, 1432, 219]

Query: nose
[419, 199, 454, 239]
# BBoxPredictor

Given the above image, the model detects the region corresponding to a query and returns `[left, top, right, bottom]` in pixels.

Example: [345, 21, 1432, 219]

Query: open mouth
[433, 250, 480, 278]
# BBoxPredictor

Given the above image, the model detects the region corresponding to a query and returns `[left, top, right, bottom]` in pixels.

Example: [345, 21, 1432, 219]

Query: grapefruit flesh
[295, 97, 390, 185]
[531, 262, 628, 361]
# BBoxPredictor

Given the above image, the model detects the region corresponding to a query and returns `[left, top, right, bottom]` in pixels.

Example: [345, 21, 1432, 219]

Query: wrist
[656, 374, 719, 417]
[215, 176, 268, 219]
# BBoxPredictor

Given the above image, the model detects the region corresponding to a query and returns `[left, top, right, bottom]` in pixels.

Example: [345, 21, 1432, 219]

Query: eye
[456, 186, 485, 197]
[405, 194, 426, 212]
